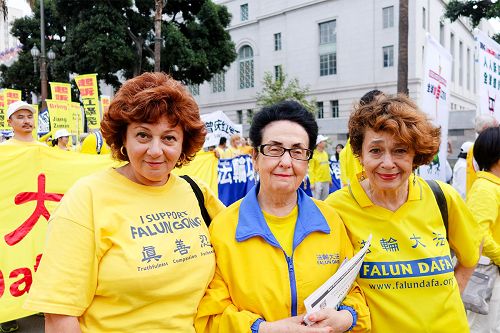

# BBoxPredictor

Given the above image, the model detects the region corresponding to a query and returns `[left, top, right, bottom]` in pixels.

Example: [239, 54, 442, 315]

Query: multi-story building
[192, 0, 495, 161]
[0, 4, 25, 67]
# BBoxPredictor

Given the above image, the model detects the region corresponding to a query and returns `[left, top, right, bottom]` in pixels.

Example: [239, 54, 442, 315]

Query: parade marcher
[240, 137, 253, 155]
[79, 130, 111, 154]
[195, 100, 370, 333]
[325, 94, 480, 333]
[24, 72, 225, 333]
[452, 141, 473, 199]
[214, 136, 228, 159]
[52, 129, 71, 151]
[2, 101, 44, 147]
[466, 114, 499, 194]
[225, 134, 243, 158]
[331, 143, 344, 162]
[309, 135, 332, 200]
[339, 89, 384, 187]
[466, 126, 500, 333]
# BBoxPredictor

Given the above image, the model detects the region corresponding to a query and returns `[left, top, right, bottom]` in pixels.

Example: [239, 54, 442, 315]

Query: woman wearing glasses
[195, 100, 370, 333]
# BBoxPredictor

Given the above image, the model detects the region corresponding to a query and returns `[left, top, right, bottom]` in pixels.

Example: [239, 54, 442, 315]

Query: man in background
[2, 101, 45, 147]
[309, 135, 331, 200]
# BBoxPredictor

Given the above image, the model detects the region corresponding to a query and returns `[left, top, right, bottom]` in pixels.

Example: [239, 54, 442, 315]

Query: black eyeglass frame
[258, 144, 313, 161]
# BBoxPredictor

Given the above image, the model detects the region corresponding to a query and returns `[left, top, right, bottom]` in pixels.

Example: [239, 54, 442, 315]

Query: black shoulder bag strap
[180, 175, 211, 227]
[426, 179, 448, 238]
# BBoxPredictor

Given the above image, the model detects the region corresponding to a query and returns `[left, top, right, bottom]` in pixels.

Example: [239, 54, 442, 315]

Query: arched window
[238, 45, 254, 89]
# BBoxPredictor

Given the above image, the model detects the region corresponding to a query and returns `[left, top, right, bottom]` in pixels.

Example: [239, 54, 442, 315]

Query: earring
[120, 146, 126, 156]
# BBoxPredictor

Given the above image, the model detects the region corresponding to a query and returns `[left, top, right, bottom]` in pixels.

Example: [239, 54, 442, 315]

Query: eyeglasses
[258, 144, 313, 161]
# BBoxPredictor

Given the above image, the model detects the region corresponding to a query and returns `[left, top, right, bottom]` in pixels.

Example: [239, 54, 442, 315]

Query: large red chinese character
[4, 173, 63, 246]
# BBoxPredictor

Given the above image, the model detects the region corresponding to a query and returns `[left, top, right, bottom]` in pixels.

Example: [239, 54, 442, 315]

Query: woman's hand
[259, 315, 333, 333]
[307, 308, 353, 333]
[45, 314, 82, 333]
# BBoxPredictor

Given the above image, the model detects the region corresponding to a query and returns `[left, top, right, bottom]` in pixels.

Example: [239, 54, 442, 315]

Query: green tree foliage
[1, 0, 236, 98]
[256, 72, 316, 115]
[445, 0, 500, 27]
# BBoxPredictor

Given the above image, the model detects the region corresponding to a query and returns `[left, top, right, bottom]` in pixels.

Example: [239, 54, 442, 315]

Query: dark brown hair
[349, 94, 441, 169]
[101, 72, 206, 167]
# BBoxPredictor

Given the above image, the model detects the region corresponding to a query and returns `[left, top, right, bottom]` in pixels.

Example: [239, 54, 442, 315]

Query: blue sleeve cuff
[338, 305, 357, 331]
[251, 318, 265, 333]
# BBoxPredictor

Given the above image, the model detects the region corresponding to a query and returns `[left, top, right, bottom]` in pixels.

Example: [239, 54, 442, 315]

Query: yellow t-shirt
[25, 170, 225, 333]
[325, 175, 480, 333]
[466, 171, 500, 265]
[339, 139, 363, 187]
[263, 206, 298, 257]
[309, 150, 331, 184]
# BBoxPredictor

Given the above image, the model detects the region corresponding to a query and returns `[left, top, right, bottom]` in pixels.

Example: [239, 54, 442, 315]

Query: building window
[382, 6, 394, 29]
[450, 33, 455, 82]
[274, 33, 282, 51]
[331, 100, 339, 118]
[188, 83, 199, 96]
[319, 20, 337, 76]
[274, 65, 283, 81]
[422, 7, 426, 29]
[439, 23, 445, 46]
[238, 45, 254, 89]
[459, 41, 463, 86]
[467, 47, 471, 90]
[319, 20, 336, 44]
[316, 102, 324, 119]
[246, 109, 254, 122]
[236, 110, 243, 124]
[240, 3, 248, 22]
[211, 72, 225, 93]
[383, 45, 394, 67]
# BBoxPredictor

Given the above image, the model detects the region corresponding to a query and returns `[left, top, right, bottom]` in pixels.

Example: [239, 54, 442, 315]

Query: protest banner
[475, 29, 500, 122]
[201, 110, 242, 148]
[75, 74, 100, 130]
[418, 33, 451, 182]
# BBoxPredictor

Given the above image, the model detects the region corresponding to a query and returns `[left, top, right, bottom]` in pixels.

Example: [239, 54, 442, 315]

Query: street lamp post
[30, 0, 56, 110]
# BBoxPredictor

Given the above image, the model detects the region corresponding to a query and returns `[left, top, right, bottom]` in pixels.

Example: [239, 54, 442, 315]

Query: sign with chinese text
[0, 90, 6, 131]
[49, 82, 71, 103]
[475, 29, 500, 122]
[217, 154, 255, 206]
[4, 89, 21, 106]
[200, 111, 242, 148]
[75, 74, 100, 130]
[100, 95, 111, 116]
[418, 33, 451, 182]
[46, 99, 71, 133]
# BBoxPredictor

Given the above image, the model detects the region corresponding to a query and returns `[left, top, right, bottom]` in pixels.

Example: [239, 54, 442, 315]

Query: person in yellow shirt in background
[225, 134, 243, 158]
[1, 101, 45, 147]
[466, 126, 500, 333]
[326, 94, 480, 333]
[465, 114, 499, 194]
[240, 137, 253, 155]
[52, 129, 71, 151]
[339, 90, 384, 187]
[214, 136, 228, 159]
[309, 135, 332, 200]
[79, 130, 111, 155]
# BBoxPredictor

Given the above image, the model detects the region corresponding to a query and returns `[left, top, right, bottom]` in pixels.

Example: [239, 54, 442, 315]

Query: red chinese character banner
[0, 91, 6, 131]
[75, 74, 100, 130]
[0, 146, 116, 322]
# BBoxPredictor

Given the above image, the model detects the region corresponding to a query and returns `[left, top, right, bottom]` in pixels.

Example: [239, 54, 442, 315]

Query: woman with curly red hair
[325, 94, 481, 332]
[25, 72, 224, 333]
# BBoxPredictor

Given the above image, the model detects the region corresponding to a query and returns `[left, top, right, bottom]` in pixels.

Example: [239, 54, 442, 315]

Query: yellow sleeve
[24, 184, 97, 315]
[195, 265, 261, 333]
[337, 220, 371, 333]
[441, 182, 481, 267]
[339, 145, 348, 186]
[199, 179, 226, 219]
[467, 181, 500, 265]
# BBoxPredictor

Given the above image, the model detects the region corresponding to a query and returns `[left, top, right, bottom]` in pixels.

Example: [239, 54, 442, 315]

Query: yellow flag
[49, 82, 71, 103]
[46, 99, 71, 133]
[75, 74, 100, 130]
[4, 89, 21, 105]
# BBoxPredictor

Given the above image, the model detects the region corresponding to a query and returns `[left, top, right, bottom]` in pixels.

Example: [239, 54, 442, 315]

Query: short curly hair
[101, 72, 206, 168]
[349, 94, 441, 169]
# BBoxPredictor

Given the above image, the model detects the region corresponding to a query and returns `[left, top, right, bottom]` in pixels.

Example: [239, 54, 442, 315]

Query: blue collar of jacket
[235, 183, 330, 250]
